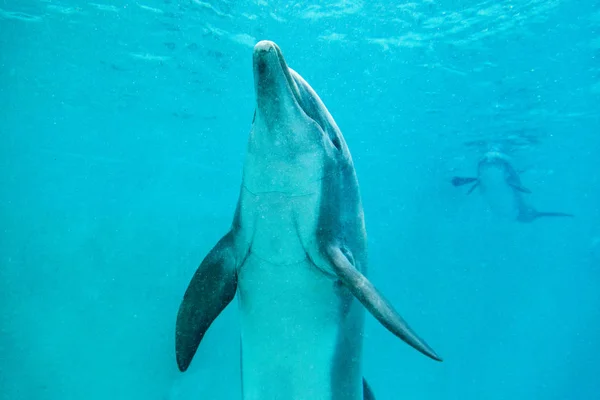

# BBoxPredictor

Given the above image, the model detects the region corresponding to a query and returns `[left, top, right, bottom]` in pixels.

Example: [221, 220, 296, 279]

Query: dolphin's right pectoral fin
[508, 182, 532, 194]
[326, 246, 442, 362]
[175, 232, 239, 372]
[466, 182, 479, 195]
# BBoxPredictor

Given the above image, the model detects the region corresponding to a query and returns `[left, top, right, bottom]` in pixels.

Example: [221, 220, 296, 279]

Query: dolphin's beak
[252, 40, 302, 116]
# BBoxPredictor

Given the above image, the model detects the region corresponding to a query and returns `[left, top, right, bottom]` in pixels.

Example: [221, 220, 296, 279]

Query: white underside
[235, 187, 364, 400]
[479, 167, 520, 220]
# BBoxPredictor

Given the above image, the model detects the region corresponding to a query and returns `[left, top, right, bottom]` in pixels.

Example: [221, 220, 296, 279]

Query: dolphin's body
[451, 150, 573, 223]
[175, 41, 441, 400]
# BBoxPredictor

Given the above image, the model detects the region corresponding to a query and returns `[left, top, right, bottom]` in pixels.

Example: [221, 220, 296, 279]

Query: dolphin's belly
[478, 167, 519, 219]
[237, 254, 364, 400]
[236, 188, 364, 400]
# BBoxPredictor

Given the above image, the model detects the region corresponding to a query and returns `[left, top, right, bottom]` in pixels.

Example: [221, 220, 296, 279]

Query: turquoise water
[1, 0, 599, 399]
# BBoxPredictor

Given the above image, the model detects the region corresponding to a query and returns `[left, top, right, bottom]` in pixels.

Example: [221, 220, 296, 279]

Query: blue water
[1, 0, 599, 399]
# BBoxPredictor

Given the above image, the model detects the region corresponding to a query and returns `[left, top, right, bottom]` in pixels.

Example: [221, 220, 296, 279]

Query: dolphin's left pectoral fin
[326, 246, 442, 362]
[175, 232, 239, 372]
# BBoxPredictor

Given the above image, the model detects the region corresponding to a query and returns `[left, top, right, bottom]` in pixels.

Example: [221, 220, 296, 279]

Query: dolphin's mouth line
[272, 44, 303, 109]
[275, 50, 328, 136]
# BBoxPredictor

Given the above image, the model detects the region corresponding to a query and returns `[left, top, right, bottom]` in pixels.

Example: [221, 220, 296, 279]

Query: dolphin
[451, 150, 573, 223]
[175, 40, 442, 400]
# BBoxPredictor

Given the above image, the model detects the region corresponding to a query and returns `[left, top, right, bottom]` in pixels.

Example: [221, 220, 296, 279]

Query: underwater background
[1, 0, 599, 399]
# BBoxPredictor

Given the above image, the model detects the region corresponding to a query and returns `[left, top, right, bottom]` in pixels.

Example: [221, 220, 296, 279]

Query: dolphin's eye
[331, 135, 341, 151]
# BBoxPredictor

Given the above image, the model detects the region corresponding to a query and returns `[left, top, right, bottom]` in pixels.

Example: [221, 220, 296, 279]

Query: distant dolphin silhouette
[451, 150, 573, 223]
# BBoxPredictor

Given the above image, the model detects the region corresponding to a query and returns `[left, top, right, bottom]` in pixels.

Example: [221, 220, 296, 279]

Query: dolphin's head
[246, 40, 346, 192]
[252, 41, 304, 129]
[479, 149, 511, 170]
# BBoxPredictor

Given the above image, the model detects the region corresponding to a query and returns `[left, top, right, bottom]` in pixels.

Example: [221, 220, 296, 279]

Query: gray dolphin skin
[175, 40, 442, 400]
[451, 150, 573, 223]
